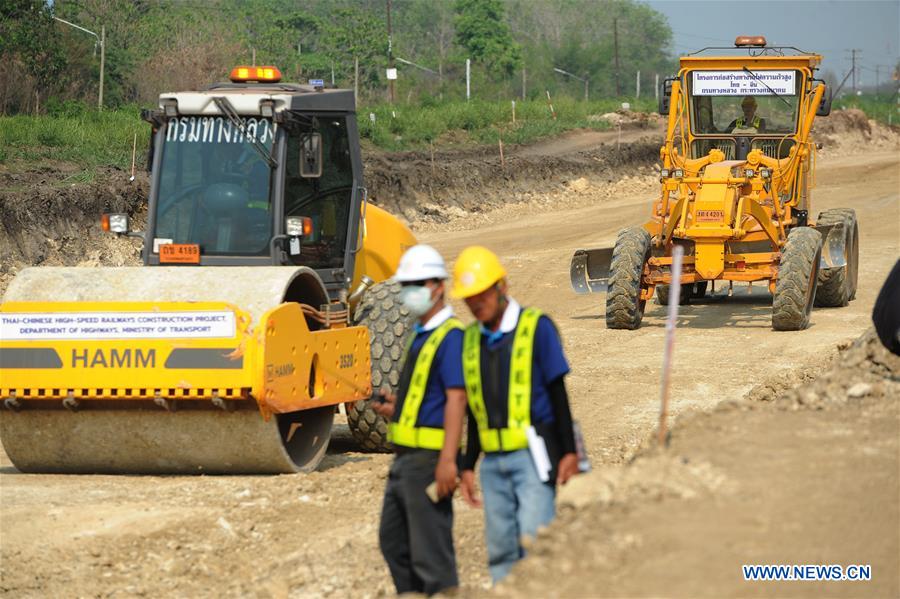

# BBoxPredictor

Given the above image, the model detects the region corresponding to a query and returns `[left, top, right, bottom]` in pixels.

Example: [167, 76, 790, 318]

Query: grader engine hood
[686, 162, 744, 280]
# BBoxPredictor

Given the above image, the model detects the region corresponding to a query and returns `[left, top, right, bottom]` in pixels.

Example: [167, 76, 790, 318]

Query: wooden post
[498, 133, 505, 168]
[636, 70, 640, 99]
[430, 141, 435, 176]
[511, 100, 516, 124]
[657, 245, 684, 447]
[545, 90, 556, 120]
[522, 67, 526, 100]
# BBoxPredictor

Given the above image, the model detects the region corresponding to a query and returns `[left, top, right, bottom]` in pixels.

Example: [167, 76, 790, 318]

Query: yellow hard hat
[451, 246, 507, 299]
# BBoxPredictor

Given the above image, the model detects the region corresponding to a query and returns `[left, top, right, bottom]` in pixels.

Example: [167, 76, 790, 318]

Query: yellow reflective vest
[462, 307, 542, 452]
[388, 318, 463, 450]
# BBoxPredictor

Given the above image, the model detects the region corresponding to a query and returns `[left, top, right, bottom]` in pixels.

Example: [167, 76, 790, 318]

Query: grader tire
[606, 227, 651, 330]
[348, 280, 414, 451]
[773, 227, 823, 331]
[655, 283, 692, 306]
[815, 209, 859, 307]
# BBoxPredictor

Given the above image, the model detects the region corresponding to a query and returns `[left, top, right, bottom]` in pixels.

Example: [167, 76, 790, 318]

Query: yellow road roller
[0, 66, 416, 473]
[571, 38, 859, 330]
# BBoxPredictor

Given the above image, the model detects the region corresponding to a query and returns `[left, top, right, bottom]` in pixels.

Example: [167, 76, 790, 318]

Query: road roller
[570, 38, 859, 331]
[0, 66, 416, 473]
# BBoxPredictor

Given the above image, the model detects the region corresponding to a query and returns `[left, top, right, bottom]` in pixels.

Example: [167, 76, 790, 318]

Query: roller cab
[0, 68, 417, 473]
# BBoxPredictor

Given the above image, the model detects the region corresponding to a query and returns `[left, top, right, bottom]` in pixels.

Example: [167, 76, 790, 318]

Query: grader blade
[570, 247, 613, 294]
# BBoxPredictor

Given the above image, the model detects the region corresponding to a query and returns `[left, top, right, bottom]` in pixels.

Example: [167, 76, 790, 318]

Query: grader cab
[571, 37, 858, 330]
[0, 67, 415, 473]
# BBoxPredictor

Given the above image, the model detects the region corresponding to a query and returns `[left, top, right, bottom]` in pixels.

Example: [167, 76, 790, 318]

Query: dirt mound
[0, 167, 146, 296]
[363, 138, 660, 224]
[814, 108, 899, 155]
[501, 330, 899, 597]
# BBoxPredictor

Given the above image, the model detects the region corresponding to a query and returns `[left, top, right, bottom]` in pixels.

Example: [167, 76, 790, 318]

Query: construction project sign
[692, 70, 796, 96]
[0, 310, 237, 341]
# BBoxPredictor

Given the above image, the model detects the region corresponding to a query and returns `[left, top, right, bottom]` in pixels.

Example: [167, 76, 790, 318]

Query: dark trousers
[379, 450, 458, 595]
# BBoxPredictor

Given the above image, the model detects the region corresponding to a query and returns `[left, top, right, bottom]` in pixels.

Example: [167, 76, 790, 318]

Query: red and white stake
[658, 245, 684, 447]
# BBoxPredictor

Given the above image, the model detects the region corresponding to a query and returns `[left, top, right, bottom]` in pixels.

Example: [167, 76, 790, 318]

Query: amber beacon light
[229, 66, 283, 83]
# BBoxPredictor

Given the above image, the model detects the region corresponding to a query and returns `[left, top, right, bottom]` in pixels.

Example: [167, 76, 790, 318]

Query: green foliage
[0, 107, 147, 167]
[0, 0, 67, 108]
[454, 0, 521, 79]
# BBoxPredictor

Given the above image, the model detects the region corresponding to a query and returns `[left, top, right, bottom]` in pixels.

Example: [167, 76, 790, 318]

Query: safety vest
[388, 318, 463, 450]
[735, 116, 761, 129]
[462, 307, 542, 452]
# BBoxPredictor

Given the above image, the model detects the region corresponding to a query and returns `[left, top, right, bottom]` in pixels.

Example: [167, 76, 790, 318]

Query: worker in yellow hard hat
[452, 245, 581, 583]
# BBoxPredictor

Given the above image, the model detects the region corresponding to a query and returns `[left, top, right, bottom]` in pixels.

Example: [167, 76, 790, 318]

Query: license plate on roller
[159, 243, 201, 264]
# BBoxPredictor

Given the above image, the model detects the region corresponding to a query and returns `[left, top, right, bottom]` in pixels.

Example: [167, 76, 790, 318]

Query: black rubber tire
[606, 227, 652, 329]
[692, 281, 709, 298]
[347, 280, 414, 451]
[772, 227, 823, 331]
[815, 208, 859, 307]
[655, 283, 695, 306]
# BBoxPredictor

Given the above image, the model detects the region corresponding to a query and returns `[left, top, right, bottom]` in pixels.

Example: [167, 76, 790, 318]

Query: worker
[872, 259, 900, 356]
[452, 245, 580, 583]
[729, 95, 766, 133]
[373, 244, 467, 596]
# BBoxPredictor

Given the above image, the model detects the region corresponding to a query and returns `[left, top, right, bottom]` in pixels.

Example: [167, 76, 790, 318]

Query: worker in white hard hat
[374, 244, 467, 596]
[729, 95, 767, 134]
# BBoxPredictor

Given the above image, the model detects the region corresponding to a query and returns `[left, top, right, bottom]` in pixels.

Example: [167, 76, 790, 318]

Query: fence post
[636, 70, 640, 99]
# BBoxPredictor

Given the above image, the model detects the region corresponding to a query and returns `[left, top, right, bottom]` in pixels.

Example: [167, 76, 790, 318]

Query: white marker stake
[129, 133, 137, 182]
[658, 245, 684, 447]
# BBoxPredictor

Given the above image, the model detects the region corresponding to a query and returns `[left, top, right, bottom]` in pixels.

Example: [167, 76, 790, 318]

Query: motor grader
[571, 37, 859, 330]
[0, 67, 413, 473]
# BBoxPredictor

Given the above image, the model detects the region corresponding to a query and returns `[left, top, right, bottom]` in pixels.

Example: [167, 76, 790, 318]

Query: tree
[454, 0, 521, 79]
[0, 0, 67, 113]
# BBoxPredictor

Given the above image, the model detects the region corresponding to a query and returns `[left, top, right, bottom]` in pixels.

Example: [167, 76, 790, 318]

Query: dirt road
[1, 148, 897, 597]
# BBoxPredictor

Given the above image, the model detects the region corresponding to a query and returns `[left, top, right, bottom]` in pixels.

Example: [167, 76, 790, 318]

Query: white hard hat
[394, 244, 448, 282]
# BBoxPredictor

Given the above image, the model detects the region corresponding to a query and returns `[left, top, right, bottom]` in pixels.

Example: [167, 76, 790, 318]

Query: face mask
[400, 285, 435, 317]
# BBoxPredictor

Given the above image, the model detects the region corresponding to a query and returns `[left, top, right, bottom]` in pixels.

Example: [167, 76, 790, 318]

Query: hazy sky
[646, 0, 900, 87]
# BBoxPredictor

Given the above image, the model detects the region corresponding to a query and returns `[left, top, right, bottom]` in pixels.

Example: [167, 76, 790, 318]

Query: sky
[646, 0, 900, 89]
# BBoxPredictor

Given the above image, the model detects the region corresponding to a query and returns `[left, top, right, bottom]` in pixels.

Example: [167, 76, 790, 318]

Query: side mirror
[814, 80, 832, 117]
[658, 77, 674, 116]
[300, 132, 322, 178]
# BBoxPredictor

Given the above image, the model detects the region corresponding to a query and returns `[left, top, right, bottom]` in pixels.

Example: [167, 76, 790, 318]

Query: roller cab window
[154, 116, 275, 256]
[283, 116, 354, 270]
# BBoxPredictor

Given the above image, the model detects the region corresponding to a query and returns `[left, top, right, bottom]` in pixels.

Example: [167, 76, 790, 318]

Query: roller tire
[772, 227, 823, 331]
[815, 208, 859, 307]
[348, 280, 414, 451]
[606, 227, 651, 330]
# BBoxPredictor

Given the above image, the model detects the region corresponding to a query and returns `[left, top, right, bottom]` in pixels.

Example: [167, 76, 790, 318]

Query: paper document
[526, 426, 552, 482]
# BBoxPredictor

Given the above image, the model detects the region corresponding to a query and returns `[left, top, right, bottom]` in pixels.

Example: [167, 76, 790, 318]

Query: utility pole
[99, 25, 105, 110]
[847, 48, 861, 94]
[52, 17, 104, 111]
[387, 0, 395, 103]
[613, 18, 621, 97]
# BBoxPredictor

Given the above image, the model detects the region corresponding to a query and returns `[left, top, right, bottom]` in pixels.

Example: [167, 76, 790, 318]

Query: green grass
[0, 107, 147, 169]
[358, 97, 658, 150]
[835, 93, 899, 126]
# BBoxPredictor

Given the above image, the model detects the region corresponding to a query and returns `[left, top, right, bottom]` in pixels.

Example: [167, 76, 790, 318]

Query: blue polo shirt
[479, 300, 570, 425]
[398, 310, 465, 428]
